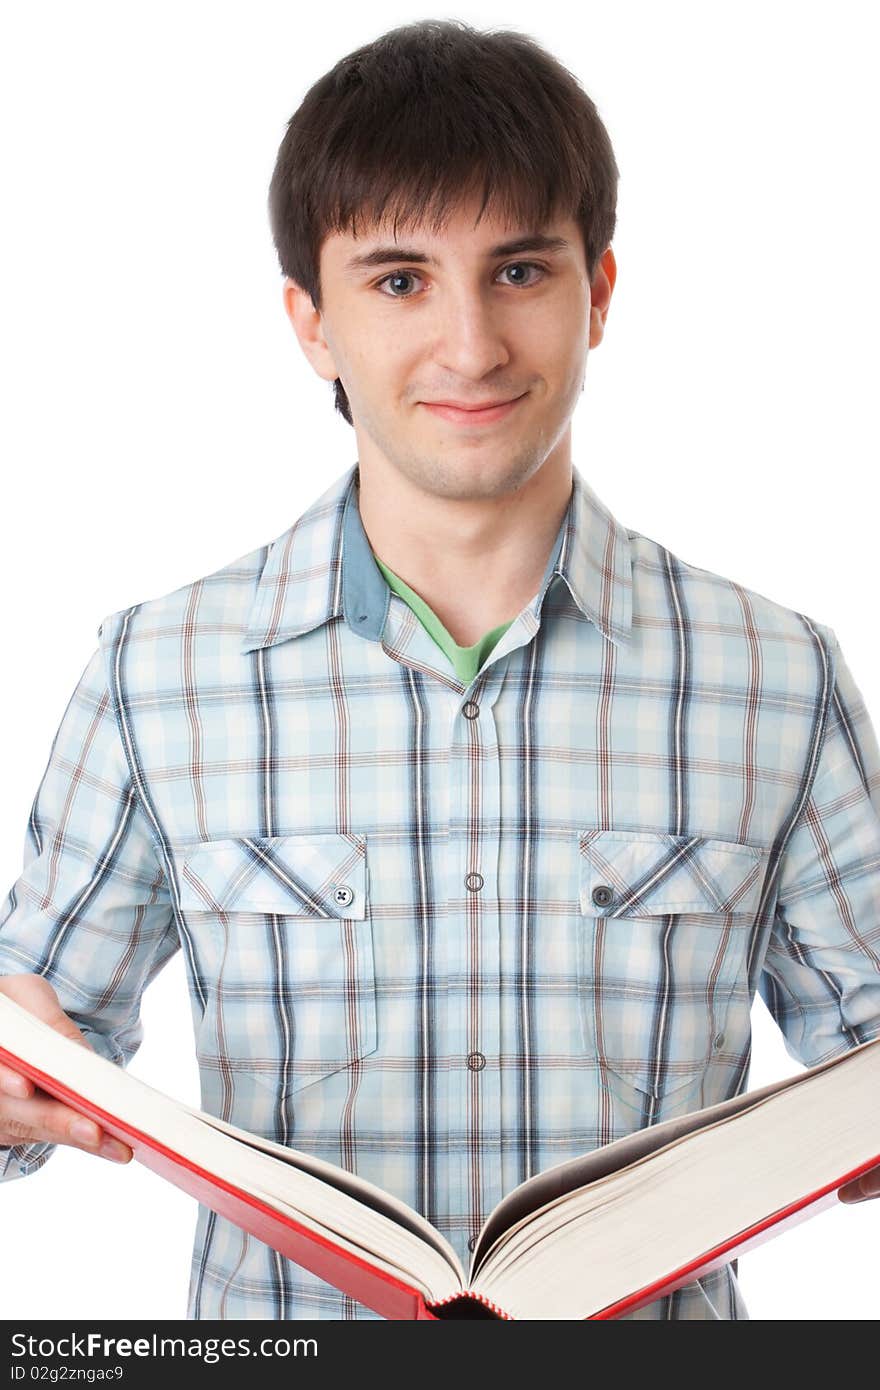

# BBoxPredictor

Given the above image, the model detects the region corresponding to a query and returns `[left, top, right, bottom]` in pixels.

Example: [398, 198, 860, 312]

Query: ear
[282, 278, 340, 384]
[588, 246, 617, 349]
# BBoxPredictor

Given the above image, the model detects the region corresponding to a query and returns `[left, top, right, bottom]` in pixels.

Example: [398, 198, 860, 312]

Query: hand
[838, 1161, 880, 1203]
[0, 973, 132, 1163]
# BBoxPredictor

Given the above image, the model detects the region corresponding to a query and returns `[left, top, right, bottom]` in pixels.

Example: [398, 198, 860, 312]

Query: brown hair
[268, 19, 619, 426]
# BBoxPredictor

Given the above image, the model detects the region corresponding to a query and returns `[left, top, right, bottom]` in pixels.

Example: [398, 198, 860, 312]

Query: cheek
[541, 332, 589, 402]
[530, 297, 589, 367]
[333, 336, 384, 402]
[347, 320, 404, 378]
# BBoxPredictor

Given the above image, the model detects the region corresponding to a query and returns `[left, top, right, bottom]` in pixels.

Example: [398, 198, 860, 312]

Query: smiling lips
[420, 394, 526, 425]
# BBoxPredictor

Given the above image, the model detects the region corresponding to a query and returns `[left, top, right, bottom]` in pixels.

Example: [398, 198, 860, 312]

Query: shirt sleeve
[759, 627, 880, 1067]
[0, 639, 179, 1182]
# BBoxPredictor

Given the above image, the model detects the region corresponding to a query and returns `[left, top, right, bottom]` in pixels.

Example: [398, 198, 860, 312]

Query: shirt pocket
[577, 829, 766, 1107]
[176, 831, 377, 1099]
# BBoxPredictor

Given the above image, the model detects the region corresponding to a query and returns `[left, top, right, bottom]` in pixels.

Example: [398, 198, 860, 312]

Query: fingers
[0, 1063, 33, 1101]
[0, 1087, 133, 1163]
[0, 974, 132, 1163]
[839, 1167, 880, 1203]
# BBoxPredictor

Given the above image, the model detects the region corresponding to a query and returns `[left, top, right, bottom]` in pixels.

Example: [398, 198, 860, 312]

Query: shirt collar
[240, 461, 632, 654]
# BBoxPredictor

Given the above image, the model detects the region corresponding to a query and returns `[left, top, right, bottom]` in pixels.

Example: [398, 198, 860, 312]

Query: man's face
[286, 192, 615, 502]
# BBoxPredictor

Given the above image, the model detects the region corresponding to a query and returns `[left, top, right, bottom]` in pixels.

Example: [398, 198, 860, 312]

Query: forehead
[320, 202, 582, 273]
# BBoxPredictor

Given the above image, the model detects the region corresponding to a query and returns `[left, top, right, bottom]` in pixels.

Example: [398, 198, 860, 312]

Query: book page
[472, 1040, 880, 1318]
[469, 1035, 880, 1277]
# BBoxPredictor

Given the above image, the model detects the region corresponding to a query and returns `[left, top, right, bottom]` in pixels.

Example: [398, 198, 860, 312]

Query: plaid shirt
[2, 460, 880, 1321]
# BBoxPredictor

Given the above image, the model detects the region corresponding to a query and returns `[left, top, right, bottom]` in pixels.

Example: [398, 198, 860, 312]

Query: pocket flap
[579, 830, 766, 918]
[176, 832, 367, 917]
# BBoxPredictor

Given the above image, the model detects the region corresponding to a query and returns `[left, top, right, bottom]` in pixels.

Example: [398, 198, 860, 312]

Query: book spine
[423, 1291, 512, 1319]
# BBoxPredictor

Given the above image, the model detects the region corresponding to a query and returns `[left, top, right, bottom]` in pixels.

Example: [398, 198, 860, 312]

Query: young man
[1, 20, 878, 1321]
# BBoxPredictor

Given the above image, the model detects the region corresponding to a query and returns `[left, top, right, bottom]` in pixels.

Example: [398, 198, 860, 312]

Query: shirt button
[465, 871, 484, 892]
[332, 885, 354, 908]
[462, 701, 480, 719]
[591, 884, 614, 908]
[466, 1051, 486, 1071]
[467, 1235, 477, 1252]
[713, 1032, 725, 1050]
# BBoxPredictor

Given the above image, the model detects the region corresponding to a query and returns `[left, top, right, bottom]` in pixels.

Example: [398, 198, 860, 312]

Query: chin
[429, 458, 543, 501]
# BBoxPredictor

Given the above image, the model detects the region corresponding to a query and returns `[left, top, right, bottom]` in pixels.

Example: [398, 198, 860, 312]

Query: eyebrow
[343, 233, 572, 274]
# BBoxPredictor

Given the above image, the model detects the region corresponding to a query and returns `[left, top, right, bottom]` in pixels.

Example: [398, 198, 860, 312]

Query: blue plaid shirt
[2, 461, 880, 1320]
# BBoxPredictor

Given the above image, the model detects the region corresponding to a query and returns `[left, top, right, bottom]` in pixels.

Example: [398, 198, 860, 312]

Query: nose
[429, 287, 512, 381]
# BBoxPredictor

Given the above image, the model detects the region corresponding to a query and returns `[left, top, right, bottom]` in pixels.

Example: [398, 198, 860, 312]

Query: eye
[497, 261, 548, 288]
[373, 261, 549, 299]
[375, 270, 425, 299]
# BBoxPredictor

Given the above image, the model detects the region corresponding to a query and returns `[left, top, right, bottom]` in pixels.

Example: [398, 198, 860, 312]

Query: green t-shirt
[372, 554, 513, 684]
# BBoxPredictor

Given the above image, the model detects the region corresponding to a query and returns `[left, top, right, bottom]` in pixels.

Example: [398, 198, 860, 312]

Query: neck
[355, 447, 573, 648]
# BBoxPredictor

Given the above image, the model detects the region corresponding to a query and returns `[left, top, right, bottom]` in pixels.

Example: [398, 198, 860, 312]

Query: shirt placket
[447, 663, 505, 1258]
[380, 592, 526, 1258]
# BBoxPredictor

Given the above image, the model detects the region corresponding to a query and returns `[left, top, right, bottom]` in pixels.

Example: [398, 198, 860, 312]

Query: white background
[1, 0, 878, 1321]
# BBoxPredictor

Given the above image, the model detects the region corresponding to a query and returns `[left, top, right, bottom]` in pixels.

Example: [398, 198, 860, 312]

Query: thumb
[0, 972, 94, 1050]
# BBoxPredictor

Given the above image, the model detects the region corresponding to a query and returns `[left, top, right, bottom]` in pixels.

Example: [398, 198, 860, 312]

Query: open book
[1, 991, 878, 1320]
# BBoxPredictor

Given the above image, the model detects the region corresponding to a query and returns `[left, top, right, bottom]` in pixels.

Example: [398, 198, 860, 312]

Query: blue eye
[499, 262, 546, 287]
[374, 261, 548, 299]
[378, 271, 421, 298]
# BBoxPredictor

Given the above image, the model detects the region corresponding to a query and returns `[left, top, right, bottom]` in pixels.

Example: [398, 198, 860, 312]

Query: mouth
[419, 393, 527, 426]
